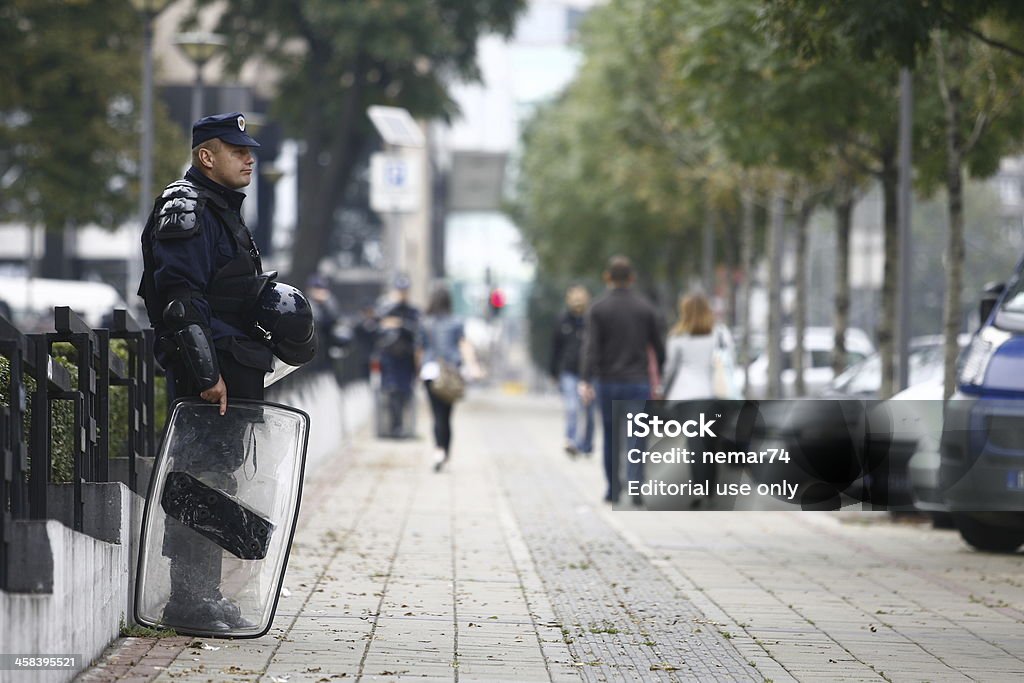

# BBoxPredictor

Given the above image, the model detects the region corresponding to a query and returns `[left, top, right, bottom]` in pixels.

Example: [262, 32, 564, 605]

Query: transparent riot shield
[135, 399, 309, 638]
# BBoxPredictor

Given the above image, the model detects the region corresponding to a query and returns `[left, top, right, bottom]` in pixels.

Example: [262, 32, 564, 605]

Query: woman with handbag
[662, 293, 735, 502]
[418, 285, 476, 472]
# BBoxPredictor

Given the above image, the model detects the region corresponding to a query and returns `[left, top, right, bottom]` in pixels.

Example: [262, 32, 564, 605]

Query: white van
[0, 276, 128, 331]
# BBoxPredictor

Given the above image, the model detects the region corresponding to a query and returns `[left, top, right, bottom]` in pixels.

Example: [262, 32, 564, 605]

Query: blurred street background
[6, 0, 1024, 680]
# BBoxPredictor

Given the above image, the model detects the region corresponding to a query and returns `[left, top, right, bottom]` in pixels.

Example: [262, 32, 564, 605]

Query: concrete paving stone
[455, 661, 552, 677]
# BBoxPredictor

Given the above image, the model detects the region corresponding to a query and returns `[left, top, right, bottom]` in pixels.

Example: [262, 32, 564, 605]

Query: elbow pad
[172, 323, 220, 392]
[164, 299, 218, 391]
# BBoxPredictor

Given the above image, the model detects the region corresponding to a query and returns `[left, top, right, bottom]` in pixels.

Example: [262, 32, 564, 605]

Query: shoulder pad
[154, 180, 207, 240]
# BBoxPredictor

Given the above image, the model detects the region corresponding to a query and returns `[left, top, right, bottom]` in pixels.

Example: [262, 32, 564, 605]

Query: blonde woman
[550, 285, 594, 456]
[663, 294, 721, 401]
[663, 294, 733, 502]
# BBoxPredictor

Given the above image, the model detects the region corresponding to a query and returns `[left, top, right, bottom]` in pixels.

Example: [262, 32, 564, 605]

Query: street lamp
[174, 32, 227, 125]
[130, 0, 173, 301]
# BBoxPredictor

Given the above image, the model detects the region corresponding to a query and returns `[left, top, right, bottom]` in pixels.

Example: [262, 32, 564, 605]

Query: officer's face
[202, 140, 256, 190]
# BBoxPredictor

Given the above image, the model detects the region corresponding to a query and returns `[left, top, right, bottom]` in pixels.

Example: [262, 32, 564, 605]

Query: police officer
[139, 112, 273, 631]
[376, 275, 420, 437]
[140, 111, 273, 407]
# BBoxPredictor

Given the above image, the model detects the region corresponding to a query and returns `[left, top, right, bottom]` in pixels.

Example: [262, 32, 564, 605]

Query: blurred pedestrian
[376, 275, 420, 437]
[662, 293, 734, 504]
[307, 274, 340, 372]
[550, 285, 594, 457]
[579, 256, 665, 504]
[418, 285, 478, 471]
[351, 298, 379, 381]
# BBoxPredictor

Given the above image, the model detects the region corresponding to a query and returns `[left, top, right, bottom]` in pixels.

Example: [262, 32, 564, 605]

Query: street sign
[370, 151, 420, 213]
[367, 106, 425, 148]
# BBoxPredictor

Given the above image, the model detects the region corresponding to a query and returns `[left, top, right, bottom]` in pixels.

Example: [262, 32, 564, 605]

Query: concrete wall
[271, 376, 373, 474]
[0, 374, 368, 682]
[0, 498, 139, 683]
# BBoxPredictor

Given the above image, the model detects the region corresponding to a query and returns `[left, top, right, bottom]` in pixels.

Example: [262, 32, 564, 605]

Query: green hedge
[0, 341, 166, 485]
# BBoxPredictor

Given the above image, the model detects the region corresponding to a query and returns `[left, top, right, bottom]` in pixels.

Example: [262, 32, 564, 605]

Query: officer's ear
[192, 140, 220, 170]
[197, 146, 216, 170]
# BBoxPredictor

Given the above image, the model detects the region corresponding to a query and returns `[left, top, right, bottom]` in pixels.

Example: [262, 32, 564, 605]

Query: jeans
[559, 371, 594, 453]
[596, 381, 650, 502]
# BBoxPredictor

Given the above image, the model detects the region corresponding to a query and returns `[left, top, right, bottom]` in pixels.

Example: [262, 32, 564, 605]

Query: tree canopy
[0, 0, 179, 238]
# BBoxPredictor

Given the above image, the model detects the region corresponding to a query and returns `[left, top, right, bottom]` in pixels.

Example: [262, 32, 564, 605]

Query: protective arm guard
[164, 299, 220, 392]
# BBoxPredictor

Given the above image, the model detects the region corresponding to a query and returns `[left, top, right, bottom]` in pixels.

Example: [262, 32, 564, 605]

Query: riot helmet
[253, 282, 317, 366]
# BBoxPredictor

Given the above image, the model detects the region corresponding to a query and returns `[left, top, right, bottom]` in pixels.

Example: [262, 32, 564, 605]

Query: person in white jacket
[664, 294, 734, 400]
[662, 293, 734, 504]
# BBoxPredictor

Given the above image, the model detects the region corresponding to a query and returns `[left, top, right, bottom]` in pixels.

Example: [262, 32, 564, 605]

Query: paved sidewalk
[79, 391, 1024, 682]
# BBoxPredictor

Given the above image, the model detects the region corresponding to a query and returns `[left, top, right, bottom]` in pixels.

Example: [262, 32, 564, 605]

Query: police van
[941, 270, 1024, 552]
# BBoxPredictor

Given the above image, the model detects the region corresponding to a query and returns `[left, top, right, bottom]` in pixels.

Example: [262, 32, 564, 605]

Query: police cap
[192, 112, 261, 149]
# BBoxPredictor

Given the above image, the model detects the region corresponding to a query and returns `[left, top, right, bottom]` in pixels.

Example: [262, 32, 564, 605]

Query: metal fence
[0, 306, 158, 591]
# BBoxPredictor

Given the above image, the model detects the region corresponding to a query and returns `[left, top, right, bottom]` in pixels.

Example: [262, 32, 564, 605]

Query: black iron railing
[0, 307, 158, 590]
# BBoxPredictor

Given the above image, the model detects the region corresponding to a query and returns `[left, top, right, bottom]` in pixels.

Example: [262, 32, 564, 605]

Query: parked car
[865, 377, 949, 522]
[941, 273, 1024, 552]
[744, 327, 874, 398]
[824, 335, 969, 399]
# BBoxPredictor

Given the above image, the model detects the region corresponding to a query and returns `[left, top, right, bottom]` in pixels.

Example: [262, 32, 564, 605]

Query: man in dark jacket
[550, 285, 594, 456]
[376, 275, 420, 437]
[580, 256, 664, 504]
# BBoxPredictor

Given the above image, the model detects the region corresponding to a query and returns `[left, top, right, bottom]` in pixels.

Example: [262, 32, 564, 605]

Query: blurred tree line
[0, 0, 182, 276]
[512, 0, 1024, 398]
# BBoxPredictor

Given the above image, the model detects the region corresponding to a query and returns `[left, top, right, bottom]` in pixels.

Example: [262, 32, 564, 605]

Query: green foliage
[912, 26, 1024, 193]
[909, 181, 1018, 333]
[512, 1, 710, 286]
[511, 0, 896, 294]
[762, 1, 1024, 68]
[0, 0, 182, 232]
[48, 342, 78, 483]
[119, 616, 176, 638]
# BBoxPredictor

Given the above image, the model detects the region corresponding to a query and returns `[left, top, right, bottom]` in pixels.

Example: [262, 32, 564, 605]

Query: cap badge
[237, 115, 246, 131]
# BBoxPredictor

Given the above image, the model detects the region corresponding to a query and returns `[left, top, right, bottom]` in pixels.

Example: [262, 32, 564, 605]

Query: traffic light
[488, 288, 506, 317]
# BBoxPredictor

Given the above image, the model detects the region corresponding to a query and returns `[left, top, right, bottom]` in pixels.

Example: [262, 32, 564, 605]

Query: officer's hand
[200, 376, 228, 415]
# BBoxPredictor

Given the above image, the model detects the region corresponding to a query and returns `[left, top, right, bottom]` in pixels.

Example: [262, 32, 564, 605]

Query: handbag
[430, 360, 465, 403]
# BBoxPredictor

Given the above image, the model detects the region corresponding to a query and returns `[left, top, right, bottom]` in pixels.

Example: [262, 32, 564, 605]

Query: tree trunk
[289, 58, 366, 287]
[702, 198, 714, 295]
[740, 185, 756, 397]
[879, 145, 899, 399]
[833, 181, 854, 378]
[942, 37, 967, 400]
[792, 190, 813, 397]
[767, 186, 786, 398]
[41, 226, 73, 280]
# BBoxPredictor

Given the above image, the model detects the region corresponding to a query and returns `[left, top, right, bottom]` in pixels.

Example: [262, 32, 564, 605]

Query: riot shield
[135, 398, 309, 638]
